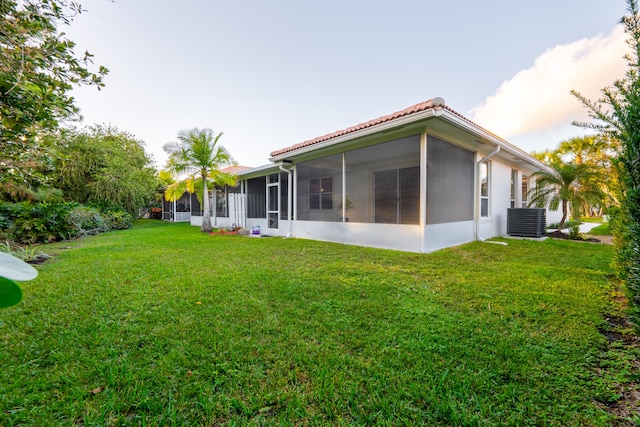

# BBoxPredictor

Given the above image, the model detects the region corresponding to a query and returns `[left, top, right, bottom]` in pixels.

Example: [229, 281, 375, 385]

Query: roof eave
[269, 108, 438, 162]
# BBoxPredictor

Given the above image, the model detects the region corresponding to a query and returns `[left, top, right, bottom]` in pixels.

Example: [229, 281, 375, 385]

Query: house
[190, 97, 561, 252]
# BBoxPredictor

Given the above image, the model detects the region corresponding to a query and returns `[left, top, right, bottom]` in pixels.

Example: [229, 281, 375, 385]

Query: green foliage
[53, 125, 162, 216]
[530, 162, 606, 230]
[0, 277, 22, 309]
[568, 224, 584, 240]
[66, 205, 108, 237]
[11, 202, 75, 243]
[103, 208, 134, 230]
[0, 240, 48, 262]
[0, 222, 631, 424]
[572, 0, 640, 324]
[0, 201, 133, 244]
[548, 219, 582, 230]
[0, 0, 107, 198]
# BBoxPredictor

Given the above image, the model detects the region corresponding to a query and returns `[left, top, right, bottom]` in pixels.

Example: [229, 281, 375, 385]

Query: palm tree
[163, 128, 237, 232]
[529, 162, 605, 231]
[557, 135, 609, 165]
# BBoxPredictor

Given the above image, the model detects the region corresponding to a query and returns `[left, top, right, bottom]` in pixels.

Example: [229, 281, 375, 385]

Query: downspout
[278, 161, 294, 237]
[476, 145, 501, 241]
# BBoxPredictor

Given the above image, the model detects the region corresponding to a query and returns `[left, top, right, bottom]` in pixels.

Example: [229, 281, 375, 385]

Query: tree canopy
[0, 0, 107, 197]
[53, 125, 161, 216]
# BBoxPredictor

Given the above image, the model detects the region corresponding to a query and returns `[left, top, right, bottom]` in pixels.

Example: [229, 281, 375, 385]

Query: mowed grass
[0, 221, 626, 425]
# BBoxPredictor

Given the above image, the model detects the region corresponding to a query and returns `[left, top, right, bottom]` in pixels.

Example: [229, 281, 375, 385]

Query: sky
[65, 0, 630, 169]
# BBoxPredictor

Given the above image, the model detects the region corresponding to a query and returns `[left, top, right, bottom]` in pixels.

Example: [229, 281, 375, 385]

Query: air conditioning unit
[507, 208, 546, 238]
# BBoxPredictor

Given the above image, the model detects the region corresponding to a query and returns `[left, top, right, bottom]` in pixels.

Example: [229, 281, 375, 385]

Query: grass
[580, 217, 605, 224]
[589, 222, 611, 236]
[0, 220, 634, 425]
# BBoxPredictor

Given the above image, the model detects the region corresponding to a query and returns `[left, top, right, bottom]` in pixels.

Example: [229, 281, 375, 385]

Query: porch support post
[293, 164, 298, 236]
[420, 130, 428, 251]
[342, 153, 346, 222]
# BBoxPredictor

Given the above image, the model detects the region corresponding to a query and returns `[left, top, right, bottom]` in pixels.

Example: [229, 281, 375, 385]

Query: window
[510, 169, 517, 208]
[296, 155, 342, 222]
[521, 175, 529, 208]
[480, 162, 490, 217]
[374, 166, 419, 224]
[309, 177, 333, 210]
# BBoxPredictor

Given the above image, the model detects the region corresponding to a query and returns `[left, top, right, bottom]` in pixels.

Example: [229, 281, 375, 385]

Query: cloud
[470, 25, 627, 139]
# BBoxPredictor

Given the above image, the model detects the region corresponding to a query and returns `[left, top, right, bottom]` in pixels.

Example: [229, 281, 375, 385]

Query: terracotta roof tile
[270, 97, 449, 157]
[220, 165, 252, 175]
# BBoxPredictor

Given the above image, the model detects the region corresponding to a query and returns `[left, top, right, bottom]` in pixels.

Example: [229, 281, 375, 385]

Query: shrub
[11, 202, 76, 243]
[568, 224, 581, 240]
[548, 219, 581, 230]
[1, 202, 133, 244]
[102, 208, 133, 230]
[66, 206, 109, 237]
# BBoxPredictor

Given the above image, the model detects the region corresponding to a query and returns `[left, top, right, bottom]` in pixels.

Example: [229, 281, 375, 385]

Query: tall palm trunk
[201, 175, 212, 232]
[559, 199, 568, 231]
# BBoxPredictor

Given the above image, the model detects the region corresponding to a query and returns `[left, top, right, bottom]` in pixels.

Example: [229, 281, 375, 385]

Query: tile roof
[270, 97, 451, 157]
[220, 165, 253, 175]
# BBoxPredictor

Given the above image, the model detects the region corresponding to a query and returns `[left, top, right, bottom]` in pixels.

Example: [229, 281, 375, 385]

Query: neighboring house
[190, 97, 562, 253]
[164, 166, 252, 224]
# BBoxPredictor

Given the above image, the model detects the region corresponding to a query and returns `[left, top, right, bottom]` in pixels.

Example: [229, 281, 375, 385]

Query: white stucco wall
[295, 221, 423, 252]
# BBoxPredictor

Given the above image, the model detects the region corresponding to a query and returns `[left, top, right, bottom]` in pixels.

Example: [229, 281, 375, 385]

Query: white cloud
[470, 25, 627, 139]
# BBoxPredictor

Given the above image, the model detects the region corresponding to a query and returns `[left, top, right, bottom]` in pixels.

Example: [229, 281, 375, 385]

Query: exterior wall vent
[507, 208, 546, 238]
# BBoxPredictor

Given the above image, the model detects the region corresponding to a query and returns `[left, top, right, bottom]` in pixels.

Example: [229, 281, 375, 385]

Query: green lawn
[589, 222, 611, 236]
[0, 221, 633, 425]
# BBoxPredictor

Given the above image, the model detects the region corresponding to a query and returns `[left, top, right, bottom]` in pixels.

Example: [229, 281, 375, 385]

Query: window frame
[480, 161, 490, 218]
[309, 177, 333, 210]
[521, 175, 529, 208]
[510, 169, 517, 208]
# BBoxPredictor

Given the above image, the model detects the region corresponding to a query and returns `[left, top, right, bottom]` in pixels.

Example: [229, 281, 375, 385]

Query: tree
[53, 125, 161, 216]
[531, 148, 563, 166]
[0, 0, 107, 198]
[529, 162, 605, 231]
[571, 0, 640, 322]
[163, 129, 237, 232]
[555, 135, 620, 215]
[557, 135, 609, 165]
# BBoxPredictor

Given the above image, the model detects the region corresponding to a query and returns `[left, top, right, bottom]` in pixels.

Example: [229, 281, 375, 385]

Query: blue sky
[67, 1, 629, 168]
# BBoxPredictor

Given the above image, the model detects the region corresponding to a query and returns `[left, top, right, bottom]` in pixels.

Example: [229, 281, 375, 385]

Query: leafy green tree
[53, 125, 161, 216]
[163, 129, 237, 232]
[0, 0, 107, 199]
[529, 162, 605, 231]
[571, 0, 640, 321]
